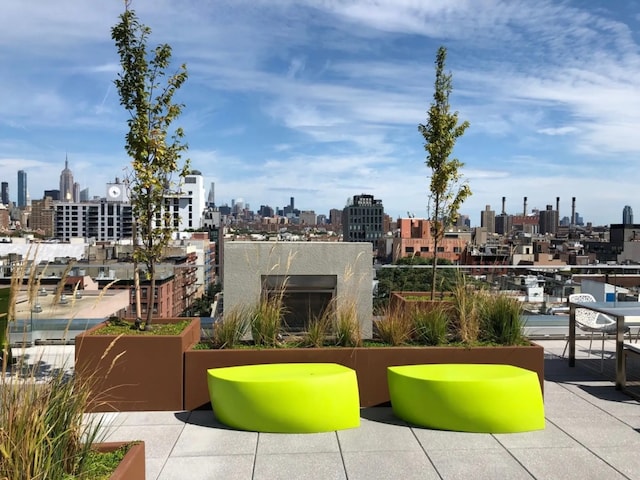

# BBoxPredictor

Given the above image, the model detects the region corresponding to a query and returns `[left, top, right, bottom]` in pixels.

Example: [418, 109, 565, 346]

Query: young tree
[418, 46, 471, 300]
[112, 1, 190, 329]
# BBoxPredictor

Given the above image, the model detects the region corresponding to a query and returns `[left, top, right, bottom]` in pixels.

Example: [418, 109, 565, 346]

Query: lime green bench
[387, 364, 544, 433]
[207, 363, 360, 433]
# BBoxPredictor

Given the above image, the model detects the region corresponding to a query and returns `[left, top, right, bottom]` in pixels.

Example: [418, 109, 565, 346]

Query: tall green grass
[451, 276, 482, 344]
[250, 293, 285, 347]
[210, 306, 250, 349]
[374, 306, 413, 346]
[413, 304, 450, 346]
[334, 301, 361, 347]
[303, 306, 333, 348]
[481, 293, 526, 345]
[0, 359, 105, 479]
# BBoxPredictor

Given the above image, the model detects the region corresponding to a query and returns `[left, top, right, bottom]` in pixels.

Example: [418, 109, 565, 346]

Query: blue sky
[2, 0, 640, 226]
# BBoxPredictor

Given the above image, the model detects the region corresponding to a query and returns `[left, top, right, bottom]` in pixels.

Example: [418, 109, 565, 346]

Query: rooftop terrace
[10, 338, 640, 480]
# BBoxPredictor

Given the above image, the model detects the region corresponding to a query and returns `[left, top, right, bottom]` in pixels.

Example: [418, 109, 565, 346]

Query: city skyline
[2, 1, 640, 226]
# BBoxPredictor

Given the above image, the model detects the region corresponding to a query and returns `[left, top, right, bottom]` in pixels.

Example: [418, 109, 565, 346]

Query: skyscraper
[623, 205, 633, 225]
[17, 170, 27, 207]
[59, 157, 75, 202]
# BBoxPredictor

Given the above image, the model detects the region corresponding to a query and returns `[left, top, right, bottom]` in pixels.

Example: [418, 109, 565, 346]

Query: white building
[53, 172, 205, 241]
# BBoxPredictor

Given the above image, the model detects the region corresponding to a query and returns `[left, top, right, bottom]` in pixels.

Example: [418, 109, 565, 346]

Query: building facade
[539, 205, 559, 235]
[391, 218, 470, 263]
[480, 205, 496, 234]
[342, 194, 384, 245]
[54, 201, 133, 241]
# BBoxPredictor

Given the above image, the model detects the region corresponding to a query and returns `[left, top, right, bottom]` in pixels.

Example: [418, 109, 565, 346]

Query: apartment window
[437, 246, 445, 253]
[420, 247, 429, 252]
[405, 247, 414, 253]
[453, 247, 461, 253]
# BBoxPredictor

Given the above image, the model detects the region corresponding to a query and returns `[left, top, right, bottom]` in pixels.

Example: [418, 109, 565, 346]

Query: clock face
[108, 186, 121, 199]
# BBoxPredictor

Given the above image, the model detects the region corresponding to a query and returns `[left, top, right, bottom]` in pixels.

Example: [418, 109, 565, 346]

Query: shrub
[413, 304, 450, 346]
[375, 306, 414, 346]
[481, 293, 526, 345]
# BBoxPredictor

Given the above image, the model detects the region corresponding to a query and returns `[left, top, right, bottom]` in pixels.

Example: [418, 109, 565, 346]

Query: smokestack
[556, 197, 560, 212]
[571, 197, 576, 226]
[501, 197, 506, 215]
[523, 196, 528, 216]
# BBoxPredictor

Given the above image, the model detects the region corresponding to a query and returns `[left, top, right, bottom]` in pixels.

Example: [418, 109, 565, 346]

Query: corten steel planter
[75, 318, 200, 412]
[93, 441, 146, 480]
[184, 342, 544, 410]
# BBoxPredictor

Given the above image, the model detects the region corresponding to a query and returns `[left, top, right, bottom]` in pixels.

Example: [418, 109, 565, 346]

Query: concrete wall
[223, 241, 373, 339]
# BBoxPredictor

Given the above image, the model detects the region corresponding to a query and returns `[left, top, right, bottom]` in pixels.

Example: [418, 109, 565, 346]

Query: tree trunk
[431, 231, 438, 300]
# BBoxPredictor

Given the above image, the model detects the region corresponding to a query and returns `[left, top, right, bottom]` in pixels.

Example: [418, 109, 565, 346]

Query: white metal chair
[563, 293, 630, 370]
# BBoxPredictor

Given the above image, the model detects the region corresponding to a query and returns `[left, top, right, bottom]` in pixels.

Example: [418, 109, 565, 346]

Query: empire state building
[60, 157, 75, 202]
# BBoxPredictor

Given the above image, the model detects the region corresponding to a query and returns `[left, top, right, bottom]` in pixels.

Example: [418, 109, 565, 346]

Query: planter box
[93, 441, 145, 480]
[184, 343, 544, 410]
[75, 318, 200, 412]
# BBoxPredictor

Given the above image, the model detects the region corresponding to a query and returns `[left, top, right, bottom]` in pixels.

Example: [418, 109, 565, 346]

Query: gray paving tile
[427, 448, 534, 480]
[493, 421, 578, 449]
[257, 432, 339, 454]
[118, 410, 188, 426]
[510, 447, 628, 480]
[337, 417, 421, 452]
[412, 428, 501, 450]
[591, 446, 640, 480]
[254, 452, 346, 480]
[171, 423, 258, 456]
[102, 425, 183, 459]
[342, 451, 439, 480]
[542, 390, 615, 419]
[145, 457, 165, 480]
[551, 417, 640, 448]
[613, 414, 640, 429]
[157, 454, 255, 480]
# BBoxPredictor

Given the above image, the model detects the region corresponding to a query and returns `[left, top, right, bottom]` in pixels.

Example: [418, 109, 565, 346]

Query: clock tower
[106, 178, 128, 202]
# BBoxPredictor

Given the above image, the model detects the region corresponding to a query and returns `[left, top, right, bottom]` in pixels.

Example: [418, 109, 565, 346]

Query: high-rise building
[329, 209, 342, 226]
[59, 157, 75, 202]
[17, 170, 27, 207]
[623, 205, 633, 225]
[207, 182, 215, 207]
[480, 205, 495, 233]
[1, 182, 8, 205]
[342, 194, 384, 244]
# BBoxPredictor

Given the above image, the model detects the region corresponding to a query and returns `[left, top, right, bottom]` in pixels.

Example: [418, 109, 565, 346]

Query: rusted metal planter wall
[75, 318, 200, 412]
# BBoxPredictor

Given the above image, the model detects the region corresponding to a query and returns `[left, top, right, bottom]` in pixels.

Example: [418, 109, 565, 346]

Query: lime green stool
[388, 364, 544, 433]
[207, 363, 360, 433]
